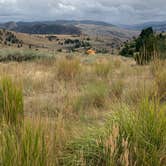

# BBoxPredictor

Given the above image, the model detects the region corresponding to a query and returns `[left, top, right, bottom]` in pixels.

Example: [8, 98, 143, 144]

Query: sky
[0, 0, 166, 24]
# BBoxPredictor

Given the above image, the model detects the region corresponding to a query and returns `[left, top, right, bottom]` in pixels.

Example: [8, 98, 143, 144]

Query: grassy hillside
[0, 21, 139, 53]
[0, 29, 124, 54]
[0, 21, 81, 35]
[121, 20, 166, 31]
[76, 23, 138, 41]
[0, 21, 165, 166]
[0, 51, 165, 165]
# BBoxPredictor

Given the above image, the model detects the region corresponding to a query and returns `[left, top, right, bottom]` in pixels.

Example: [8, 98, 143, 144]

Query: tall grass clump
[114, 59, 121, 69]
[150, 60, 166, 101]
[0, 77, 48, 166]
[110, 79, 124, 99]
[62, 98, 166, 166]
[155, 70, 166, 101]
[94, 63, 112, 78]
[57, 58, 81, 81]
[0, 77, 23, 126]
[74, 81, 109, 111]
[123, 81, 154, 105]
[0, 124, 47, 166]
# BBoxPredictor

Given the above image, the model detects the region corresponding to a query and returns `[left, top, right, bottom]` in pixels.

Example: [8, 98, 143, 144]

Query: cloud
[0, 0, 166, 24]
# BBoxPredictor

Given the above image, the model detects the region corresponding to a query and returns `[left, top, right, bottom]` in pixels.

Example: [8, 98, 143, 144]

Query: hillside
[76, 24, 138, 41]
[0, 20, 139, 54]
[0, 29, 23, 47]
[0, 31, 120, 54]
[121, 20, 166, 31]
[0, 21, 165, 166]
[0, 21, 81, 35]
[0, 51, 165, 165]
[0, 20, 138, 41]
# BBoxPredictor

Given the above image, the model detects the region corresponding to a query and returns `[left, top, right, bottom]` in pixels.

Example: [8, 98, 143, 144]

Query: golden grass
[150, 59, 166, 101]
[0, 54, 155, 117]
[0, 53, 165, 165]
[56, 57, 81, 81]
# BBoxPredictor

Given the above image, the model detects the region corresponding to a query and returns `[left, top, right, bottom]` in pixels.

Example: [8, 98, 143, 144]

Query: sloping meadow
[0, 55, 166, 166]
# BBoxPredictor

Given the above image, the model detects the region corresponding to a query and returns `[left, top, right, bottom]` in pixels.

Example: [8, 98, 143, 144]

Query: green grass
[0, 77, 23, 126]
[74, 81, 109, 111]
[62, 98, 166, 166]
[0, 123, 47, 166]
[1, 96, 165, 166]
[0, 57, 166, 166]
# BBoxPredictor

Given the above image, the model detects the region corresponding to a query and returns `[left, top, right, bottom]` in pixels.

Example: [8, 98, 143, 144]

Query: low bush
[0, 49, 48, 62]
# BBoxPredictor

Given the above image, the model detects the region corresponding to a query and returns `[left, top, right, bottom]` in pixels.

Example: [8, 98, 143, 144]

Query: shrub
[57, 58, 81, 81]
[0, 49, 48, 62]
[0, 77, 23, 126]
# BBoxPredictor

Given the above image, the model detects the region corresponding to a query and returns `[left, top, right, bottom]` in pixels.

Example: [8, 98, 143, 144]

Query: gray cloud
[0, 0, 166, 24]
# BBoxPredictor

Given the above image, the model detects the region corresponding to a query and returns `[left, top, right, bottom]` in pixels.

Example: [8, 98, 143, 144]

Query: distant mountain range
[1, 19, 166, 52]
[0, 20, 115, 35]
[0, 21, 81, 35]
[49, 20, 115, 27]
[120, 21, 166, 31]
[0, 20, 138, 42]
[1, 20, 166, 35]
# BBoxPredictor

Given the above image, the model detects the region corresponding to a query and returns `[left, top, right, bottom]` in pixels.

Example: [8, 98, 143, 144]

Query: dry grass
[94, 62, 112, 78]
[0, 53, 155, 118]
[56, 57, 81, 81]
[150, 60, 166, 101]
[0, 52, 165, 166]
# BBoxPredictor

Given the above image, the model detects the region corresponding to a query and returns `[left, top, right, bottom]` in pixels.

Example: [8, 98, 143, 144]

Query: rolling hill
[0, 21, 81, 35]
[76, 23, 138, 41]
[120, 20, 166, 31]
[0, 20, 139, 54]
[0, 20, 138, 40]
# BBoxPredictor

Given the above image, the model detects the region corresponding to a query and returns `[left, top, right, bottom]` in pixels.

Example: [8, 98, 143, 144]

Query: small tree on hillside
[120, 27, 164, 65]
[134, 27, 157, 65]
